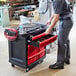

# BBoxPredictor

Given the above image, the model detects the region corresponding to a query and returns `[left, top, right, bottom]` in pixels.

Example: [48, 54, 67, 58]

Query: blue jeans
[57, 19, 73, 63]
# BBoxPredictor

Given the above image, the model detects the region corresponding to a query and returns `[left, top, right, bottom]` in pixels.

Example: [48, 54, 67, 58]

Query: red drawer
[28, 46, 45, 65]
[29, 33, 57, 48]
[28, 56, 37, 65]
[39, 35, 57, 47]
[28, 47, 45, 59]
[39, 50, 45, 58]
[28, 45, 45, 57]
[28, 45, 39, 57]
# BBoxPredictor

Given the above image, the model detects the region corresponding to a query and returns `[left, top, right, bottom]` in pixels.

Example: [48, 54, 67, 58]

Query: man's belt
[59, 17, 71, 20]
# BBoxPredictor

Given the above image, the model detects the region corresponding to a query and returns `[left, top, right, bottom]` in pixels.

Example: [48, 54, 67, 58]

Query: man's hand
[45, 27, 52, 35]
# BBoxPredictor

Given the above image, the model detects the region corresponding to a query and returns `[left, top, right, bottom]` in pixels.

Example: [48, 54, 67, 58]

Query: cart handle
[4, 29, 18, 41]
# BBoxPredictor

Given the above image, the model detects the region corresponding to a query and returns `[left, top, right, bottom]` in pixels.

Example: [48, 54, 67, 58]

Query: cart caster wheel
[26, 68, 29, 72]
[11, 64, 15, 67]
[38, 60, 43, 64]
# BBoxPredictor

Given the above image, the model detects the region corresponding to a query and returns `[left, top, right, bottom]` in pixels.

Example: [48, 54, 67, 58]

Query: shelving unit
[0, 5, 10, 27]
[8, 0, 39, 20]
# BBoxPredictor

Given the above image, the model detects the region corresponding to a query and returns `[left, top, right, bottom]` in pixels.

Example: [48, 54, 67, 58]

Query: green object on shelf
[0, 5, 10, 27]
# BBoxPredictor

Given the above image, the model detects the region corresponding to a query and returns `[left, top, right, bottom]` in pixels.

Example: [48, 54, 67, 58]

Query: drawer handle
[32, 33, 46, 40]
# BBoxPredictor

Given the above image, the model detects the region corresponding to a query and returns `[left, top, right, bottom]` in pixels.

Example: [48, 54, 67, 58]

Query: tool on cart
[4, 23, 57, 72]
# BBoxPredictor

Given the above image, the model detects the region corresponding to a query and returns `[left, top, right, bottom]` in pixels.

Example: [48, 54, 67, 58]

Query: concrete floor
[0, 6, 76, 76]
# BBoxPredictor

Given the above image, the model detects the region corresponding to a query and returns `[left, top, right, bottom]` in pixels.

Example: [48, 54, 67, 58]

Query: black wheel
[38, 60, 43, 64]
[26, 68, 29, 72]
[11, 64, 15, 67]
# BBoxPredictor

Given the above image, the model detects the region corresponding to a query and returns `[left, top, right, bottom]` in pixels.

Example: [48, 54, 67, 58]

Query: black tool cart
[4, 23, 57, 72]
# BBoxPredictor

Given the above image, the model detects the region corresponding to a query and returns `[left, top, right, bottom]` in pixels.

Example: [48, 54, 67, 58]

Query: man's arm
[45, 14, 59, 34]
[46, 15, 54, 25]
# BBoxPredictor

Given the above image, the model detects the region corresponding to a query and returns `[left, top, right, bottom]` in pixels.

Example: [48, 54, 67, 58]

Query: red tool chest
[4, 23, 57, 72]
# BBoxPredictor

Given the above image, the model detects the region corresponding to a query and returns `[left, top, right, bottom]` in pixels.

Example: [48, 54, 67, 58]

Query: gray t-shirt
[52, 0, 71, 18]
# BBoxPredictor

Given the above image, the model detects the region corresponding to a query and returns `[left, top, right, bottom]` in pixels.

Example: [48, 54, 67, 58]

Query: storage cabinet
[8, 34, 46, 72]
[0, 6, 10, 27]
[4, 23, 57, 72]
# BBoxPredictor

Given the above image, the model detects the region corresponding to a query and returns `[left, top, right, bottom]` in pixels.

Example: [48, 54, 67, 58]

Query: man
[45, 0, 73, 69]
